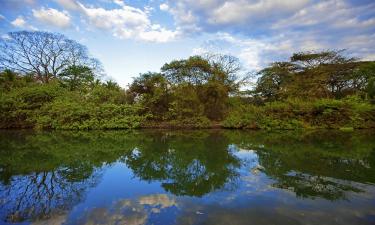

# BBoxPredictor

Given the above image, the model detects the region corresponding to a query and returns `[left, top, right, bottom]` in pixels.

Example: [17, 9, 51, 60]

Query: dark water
[0, 130, 375, 225]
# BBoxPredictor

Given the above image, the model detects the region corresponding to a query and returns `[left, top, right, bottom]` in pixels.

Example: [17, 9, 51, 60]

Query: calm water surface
[0, 130, 374, 225]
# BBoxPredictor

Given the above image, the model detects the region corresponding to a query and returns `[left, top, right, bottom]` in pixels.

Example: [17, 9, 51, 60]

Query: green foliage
[0, 82, 65, 128]
[89, 83, 127, 104]
[59, 65, 95, 91]
[167, 84, 205, 119]
[223, 97, 375, 129]
[127, 72, 171, 119]
[35, 94, 146, 130]
[158, 55, 239, 120]
[0, 76, 142, 130]
[254, 50, 368, 100]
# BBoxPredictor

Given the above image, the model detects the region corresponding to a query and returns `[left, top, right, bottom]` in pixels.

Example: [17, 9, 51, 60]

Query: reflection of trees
[125, 131, 241, 197]
[0, 170, 99, 223]
[0, 130, 139, 223]
[226, 130, 375, 200]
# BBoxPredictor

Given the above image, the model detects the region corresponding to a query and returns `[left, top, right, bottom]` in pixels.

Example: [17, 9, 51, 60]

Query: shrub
[223, 97, 375, 130]
[35, 94, 146, 130]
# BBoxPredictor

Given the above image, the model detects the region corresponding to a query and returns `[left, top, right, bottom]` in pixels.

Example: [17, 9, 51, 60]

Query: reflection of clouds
[75, 194, 177, 225]
[78, 206, 147, 225]
[138, 194, 177, 209]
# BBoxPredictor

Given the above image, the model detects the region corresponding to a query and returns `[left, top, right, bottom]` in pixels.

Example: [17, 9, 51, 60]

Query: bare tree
[203, 53, 242, 79]
[0, 31, 102, 83]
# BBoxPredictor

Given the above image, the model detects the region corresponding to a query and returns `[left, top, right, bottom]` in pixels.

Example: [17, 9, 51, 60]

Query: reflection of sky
[59, 149, 375, 224]
[35, 181, 375, 225]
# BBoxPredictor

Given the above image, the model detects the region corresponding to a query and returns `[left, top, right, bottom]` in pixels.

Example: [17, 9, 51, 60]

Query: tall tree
[161, 55, 242, 120]
[128, 72, 171, 119]
[0, 31, 101, 83]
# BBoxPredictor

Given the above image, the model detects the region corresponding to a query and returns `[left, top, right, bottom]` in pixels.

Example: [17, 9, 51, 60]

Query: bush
[222, 105, 262, 129]
[0, 82, 65, 128]
[35, 95, 146, 130]
[223, 97, 375, 130]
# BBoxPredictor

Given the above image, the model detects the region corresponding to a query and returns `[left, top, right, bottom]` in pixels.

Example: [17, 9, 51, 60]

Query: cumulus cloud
[273, 0, 375, 31]
[208, 0, 310, 25]
[11, 16, 26, 27]
[163, 0, 310, 33]
[159, 3, 169, 11]
[10, 15, 37, 30]
[32, 7, 71, 28]
[78, 2, 179, 42]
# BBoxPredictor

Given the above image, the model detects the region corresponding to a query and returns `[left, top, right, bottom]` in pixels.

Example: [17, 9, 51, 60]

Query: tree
[161, 56, 212, 85]
[0, 69, 31, 91]
[0, 31, 101, 83]
[59, 65, 95, 91]
[254, 62, 295, 100]
[290, 50, 357, 98]
[254, 50, 363, 100]
[290, 50, 354, 70]
[161, 55, 242, 120]
[128, 72, 171, 119]
[352, 62, 375, 99]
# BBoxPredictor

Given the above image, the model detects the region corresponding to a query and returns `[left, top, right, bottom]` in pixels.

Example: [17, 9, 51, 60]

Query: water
[0, 130, 374, 225]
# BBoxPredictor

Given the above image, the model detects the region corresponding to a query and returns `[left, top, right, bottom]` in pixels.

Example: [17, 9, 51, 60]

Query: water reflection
[71, 194, 177, 225]
[0, 130, 374, 224]
[124, 131, 241, 196]
[229, 131, 375, 200]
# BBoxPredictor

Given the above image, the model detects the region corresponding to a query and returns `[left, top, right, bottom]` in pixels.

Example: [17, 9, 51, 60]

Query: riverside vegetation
[1, 31, 374, 130]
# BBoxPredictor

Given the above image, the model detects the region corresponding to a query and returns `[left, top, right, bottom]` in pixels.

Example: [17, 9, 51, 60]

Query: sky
[0, 0, 375, 87]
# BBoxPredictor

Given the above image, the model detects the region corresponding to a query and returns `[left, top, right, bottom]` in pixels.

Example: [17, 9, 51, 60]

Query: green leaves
[223, 98, 375, 129]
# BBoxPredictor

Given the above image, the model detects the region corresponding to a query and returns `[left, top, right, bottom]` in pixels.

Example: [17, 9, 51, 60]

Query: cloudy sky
[0, 0, 374, 87]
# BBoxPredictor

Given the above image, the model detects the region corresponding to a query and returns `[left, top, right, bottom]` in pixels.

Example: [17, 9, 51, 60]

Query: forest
[1, 31, 374, 130]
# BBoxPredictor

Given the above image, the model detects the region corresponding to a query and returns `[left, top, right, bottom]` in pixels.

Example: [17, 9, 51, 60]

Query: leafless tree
[203, 53, 242, 79]
[0, 31, 102, 83]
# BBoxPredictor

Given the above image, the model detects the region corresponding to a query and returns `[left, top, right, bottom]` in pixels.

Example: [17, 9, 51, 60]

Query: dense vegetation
[1, 31, 374, 130]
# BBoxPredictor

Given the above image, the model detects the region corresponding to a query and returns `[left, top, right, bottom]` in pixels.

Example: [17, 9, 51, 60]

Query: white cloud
[54, 0, 79, 10]
[159, 3, 169, 11]
[164, 0, 310, 32]
[78, 3, 179, 43]
[208, 0, 310, 25]
[273, 0, 375, 30]
[113, 0, 125, 7]
[32, 7, 71, 28]
[11, 16, 26, 27]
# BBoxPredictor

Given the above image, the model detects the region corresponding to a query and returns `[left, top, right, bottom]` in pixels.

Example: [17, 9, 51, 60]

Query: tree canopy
[0, 31, 102, 83]
[254, 50, 373, 100]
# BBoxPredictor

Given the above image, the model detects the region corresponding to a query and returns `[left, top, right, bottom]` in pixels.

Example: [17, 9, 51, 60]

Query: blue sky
[1, 0, 375, 87]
